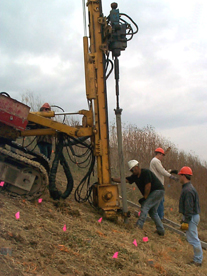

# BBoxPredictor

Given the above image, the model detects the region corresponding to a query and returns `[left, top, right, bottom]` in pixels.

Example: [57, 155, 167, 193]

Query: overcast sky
[1, 0, 207, 162]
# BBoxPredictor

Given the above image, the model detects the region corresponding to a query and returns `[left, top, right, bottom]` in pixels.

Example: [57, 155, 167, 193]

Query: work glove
[168, 169, 178, 174]
[169, 175, 179, 182]
[180, 223, 189, 231]
[138, 197, 146, 206]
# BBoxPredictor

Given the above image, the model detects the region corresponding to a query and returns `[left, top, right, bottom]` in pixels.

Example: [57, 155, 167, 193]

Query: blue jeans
[186, 214, 203, 264]
[137, 190, 165, 234]
[157, 197, 164, 220]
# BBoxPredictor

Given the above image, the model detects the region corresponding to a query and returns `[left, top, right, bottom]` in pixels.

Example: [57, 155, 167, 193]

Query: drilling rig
[0, 1, 138, 219]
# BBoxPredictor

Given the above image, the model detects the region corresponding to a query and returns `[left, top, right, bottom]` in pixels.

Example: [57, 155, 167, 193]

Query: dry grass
[0, 174, 207, 276]
[110, 123, 207, 223]
[1, 122, 207, 275]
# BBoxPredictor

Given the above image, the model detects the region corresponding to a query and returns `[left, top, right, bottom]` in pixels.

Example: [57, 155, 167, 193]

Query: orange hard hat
[155, 147, 165, 155]
[41, 103, 51, 109]
[178, 166, 193, 176]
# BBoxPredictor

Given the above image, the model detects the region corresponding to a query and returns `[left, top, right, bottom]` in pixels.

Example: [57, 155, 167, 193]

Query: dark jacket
[37, 135, 53, 144]
[36, 107, 53, 145]
[179, 182, 200, 223]
[126, 168, 164, 196]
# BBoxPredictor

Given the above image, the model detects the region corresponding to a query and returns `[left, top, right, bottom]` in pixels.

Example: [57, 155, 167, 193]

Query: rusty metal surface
[0, 94, 30, 130]
[0, 122, 19, 140]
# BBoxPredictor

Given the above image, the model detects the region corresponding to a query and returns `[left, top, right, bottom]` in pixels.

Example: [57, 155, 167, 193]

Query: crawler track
[0, 146, 49, 200]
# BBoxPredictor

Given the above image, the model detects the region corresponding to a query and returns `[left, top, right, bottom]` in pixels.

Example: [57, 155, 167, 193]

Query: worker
[150, 147, 178, 220]
[112, 160, 165, 236]
[178, 166, 203, 266]
[36, 103, 53, 160]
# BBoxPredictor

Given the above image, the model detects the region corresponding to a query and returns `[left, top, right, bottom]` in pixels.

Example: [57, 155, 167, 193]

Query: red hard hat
[41, 103, 51, 109]
[155, 147, 165, 155]
[178, 166, 193, 176]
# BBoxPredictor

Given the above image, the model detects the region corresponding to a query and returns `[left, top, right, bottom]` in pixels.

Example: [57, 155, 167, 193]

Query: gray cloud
[0, 1, 79, 57]
[1, 0, 207, 161]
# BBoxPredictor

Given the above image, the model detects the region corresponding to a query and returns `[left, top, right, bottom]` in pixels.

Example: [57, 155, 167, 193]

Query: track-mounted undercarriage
[0, 143, 49, 200]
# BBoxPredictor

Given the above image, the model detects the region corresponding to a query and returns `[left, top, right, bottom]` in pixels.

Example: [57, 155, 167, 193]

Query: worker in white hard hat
[150, 147, 178, 220]
[112, 160, 165, 235]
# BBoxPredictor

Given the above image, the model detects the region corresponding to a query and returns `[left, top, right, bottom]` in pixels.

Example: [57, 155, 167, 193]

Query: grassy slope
[0, 172, 207, 276]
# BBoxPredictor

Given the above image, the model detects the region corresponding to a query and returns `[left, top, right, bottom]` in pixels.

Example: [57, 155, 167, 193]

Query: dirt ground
[0, 172, 207, 276]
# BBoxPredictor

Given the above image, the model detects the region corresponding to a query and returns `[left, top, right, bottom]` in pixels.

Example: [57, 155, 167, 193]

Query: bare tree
[21, 91, 43, 112]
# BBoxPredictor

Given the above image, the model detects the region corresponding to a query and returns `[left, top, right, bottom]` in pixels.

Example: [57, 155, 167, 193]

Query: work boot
[154, 230, 165, 236]
[135, 220, 143, 229]
[187, 261, 202, 267]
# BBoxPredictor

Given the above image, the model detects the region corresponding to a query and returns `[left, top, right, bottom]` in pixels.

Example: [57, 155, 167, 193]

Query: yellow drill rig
[0, 1, 138, 219]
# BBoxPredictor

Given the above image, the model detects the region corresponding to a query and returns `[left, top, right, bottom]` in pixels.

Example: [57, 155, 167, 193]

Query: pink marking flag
[0, 181, 4, 187]
[112, 252, 118, 259]
[138, 211, 141, 217]
[98, 217, 102, 223]
[63, 224, 67, 232]
[15, 212, 20, 220]
[133, 239, 137, 247]
[143, 237, 148, 242]
[38, 198, 43, 203]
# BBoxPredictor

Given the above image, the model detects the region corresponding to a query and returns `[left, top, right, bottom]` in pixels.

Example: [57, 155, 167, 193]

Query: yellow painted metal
[27, 113, 93, 137]
[93, 184, 120, 210]
[87, 0, 110, 183]
[30, 110, 93, 128]
[79, 110, 93, 127]
[17, 1, 120, 214]
[30, 111, 55, 117]
[86, 0, 120, 211]
[83, 37, 96, 100]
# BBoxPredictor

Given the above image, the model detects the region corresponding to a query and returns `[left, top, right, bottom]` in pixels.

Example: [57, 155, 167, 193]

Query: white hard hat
[128, 160, 139, 170]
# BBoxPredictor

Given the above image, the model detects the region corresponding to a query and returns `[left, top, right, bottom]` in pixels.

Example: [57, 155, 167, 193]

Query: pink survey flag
[112, 252, 118, 258]
[63, 224, 67, 232]
[98, 217, 102, 223]
[143, 237, 148, 242]
[15, 212, 20, 219]
[38, 198, 42, 203]
[133, 239, 137, 246]
[138, 211, 141, 217]
[0, 181, 4, 187]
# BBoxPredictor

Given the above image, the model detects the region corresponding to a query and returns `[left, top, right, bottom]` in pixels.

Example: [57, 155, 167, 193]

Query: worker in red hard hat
[178, 166, 203, 266]
[112, 160, 165, 236]
[150, 147, 178, 220]
[36, 103, 53, 160]
[155, 147, 165, 155]
[41, 103, 51, 110]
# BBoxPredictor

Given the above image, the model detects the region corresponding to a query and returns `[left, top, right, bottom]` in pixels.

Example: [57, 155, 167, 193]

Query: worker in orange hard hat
[178, 166, 203, 266]
[155, 147, 165, 155]
[150, 147, 178, 220]
[41, 103, 51, 110]
[36, 103, 53, 160]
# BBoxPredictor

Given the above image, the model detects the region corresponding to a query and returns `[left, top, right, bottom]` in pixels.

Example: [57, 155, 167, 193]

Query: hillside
[0, 170, 206, 276]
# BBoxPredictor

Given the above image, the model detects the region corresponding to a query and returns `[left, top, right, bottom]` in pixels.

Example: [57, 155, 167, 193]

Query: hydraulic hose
[49, 134, 74, 200]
